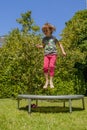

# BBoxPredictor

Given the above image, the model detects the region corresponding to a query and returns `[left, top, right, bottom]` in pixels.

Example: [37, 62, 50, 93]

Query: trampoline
[17, 94, 85, 113]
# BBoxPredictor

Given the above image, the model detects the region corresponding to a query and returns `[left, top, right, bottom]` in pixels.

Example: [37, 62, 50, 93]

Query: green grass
[0, 97, 87, 130]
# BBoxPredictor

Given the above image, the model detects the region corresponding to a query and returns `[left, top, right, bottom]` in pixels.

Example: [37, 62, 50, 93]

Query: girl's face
[43, 28, 52, 37]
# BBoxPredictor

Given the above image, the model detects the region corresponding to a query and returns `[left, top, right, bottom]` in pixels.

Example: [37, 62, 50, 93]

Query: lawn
[0, 97, 87, 130]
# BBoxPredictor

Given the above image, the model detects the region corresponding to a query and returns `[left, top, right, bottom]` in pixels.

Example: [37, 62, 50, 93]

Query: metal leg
[28, 99, 31, 113]
[63, 101, 65, 108]
[18, 99, 20, 109]
[82, 98, 85, 110]
[69, 99, 72, 113]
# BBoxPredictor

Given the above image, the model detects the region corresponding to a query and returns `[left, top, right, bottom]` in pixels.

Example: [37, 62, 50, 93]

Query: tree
[0, 12, 43, 98]
[61, 10, 87, 94]
[16, 11, 40, 33]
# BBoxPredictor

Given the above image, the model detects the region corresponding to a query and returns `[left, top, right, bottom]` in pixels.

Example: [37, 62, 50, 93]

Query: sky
[0, 0, 86, 39]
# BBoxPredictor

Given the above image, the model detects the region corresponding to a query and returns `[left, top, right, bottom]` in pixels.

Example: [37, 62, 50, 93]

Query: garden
[0, 10, 87, 130]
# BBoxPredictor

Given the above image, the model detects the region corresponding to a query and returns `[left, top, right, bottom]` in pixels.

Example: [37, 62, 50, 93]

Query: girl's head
[42, 23, 56, 36]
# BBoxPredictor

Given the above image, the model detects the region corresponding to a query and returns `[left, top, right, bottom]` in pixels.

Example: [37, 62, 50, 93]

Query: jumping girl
[37, 23, 66, 88]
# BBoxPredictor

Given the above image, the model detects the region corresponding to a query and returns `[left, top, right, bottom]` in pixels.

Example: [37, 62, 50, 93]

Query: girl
[37, 23, 66, 88]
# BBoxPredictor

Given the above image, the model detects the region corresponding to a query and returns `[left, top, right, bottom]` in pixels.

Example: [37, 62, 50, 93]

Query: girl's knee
[43, 67, 48, 73]
[49, 66, 55, 76]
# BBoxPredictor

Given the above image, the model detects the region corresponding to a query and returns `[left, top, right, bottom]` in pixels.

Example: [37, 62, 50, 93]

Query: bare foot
[50, 82, 54, 88]
[43, 82, 48, 89]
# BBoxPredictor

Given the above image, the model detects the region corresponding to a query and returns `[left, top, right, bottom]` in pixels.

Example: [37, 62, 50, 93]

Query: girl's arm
[58, 42, 66, 56]
[36, 42, 45, 48]
[36, 44, 43, 48]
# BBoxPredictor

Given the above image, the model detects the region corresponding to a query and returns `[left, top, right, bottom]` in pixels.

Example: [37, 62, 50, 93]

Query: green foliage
[1, 10, 87, 98]
[0, 11, 43, 98]
[61, 10, 87, 94]
[16, 11, 40, 33]
[0, 28, 44, 97]
[0, 29, 75, 97]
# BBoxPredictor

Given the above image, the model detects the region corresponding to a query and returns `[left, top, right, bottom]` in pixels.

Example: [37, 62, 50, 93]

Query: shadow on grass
[19, 105, 84, 113]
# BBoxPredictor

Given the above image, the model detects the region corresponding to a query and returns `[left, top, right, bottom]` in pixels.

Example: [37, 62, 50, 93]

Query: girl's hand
[63, 52, 66, 56]
[36, 44, 43, 48]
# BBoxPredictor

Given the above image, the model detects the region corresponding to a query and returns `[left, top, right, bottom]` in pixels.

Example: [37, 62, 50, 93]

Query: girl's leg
[49, 55, 57, 88]
[50, 76, 54, 88]
[43, 73, 49, 88]
[43, 56, 49, 88]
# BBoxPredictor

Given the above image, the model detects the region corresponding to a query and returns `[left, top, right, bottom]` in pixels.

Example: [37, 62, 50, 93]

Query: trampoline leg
[82, 98, 85, 110]
[18, 99, 20, 109]
[69, 99, 72, 113]
[63, 101, 65, 107]
[28, 99, 31, 113]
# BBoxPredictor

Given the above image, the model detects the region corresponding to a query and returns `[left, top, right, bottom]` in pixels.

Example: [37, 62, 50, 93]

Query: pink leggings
[43, 54, 57, 76]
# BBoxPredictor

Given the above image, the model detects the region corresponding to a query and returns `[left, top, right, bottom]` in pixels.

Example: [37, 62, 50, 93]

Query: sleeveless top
[42, 35, 58, 55]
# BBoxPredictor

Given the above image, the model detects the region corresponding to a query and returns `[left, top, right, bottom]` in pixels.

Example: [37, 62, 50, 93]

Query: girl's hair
[42, 23, 56, 33]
